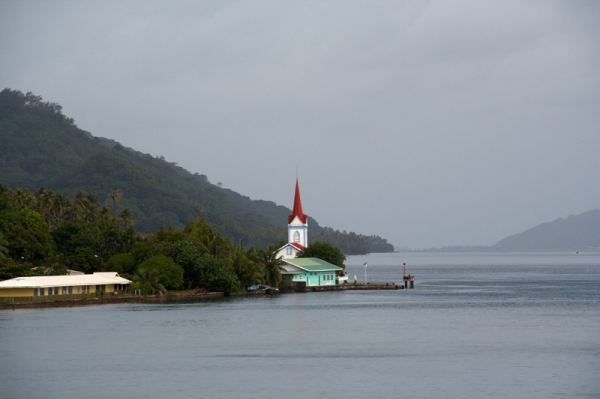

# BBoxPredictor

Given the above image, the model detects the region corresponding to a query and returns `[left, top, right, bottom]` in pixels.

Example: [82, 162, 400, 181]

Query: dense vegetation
[297, 242, 346, 269]
[0, 183, 291, 292]
[0, 88, 394, 254]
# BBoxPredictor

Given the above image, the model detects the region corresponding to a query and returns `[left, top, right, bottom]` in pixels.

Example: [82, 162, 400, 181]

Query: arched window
[293, 231, 300, 242]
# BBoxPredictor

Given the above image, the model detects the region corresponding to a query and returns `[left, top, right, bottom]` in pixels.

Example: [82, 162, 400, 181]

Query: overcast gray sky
[1, 0, 599, 249]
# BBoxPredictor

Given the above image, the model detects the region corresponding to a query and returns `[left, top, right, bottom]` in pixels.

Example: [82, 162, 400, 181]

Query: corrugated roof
[281, 264, 305, 274]
[283, 257, 343, 272]
[0, 272, 131, 289]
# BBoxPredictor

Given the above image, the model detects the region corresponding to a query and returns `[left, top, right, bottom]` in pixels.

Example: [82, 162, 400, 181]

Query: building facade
[0, 272, 131, 298]
[280, 258, 344, 288]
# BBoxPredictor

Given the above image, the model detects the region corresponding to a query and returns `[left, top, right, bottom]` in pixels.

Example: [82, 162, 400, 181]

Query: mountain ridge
[494, 209, 600, 251]
[0, 88, 393, 253]
[420, 209, 600, 252]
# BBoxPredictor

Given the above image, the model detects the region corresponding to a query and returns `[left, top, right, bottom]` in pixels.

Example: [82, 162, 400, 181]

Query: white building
[0, 272, 131, 298]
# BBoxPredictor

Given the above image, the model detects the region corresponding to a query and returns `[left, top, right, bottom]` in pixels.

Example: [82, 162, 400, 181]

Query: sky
[1, 0, 599, 249]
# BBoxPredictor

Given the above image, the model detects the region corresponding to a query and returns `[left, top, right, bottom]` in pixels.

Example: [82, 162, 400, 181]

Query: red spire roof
[288, 179, 307, 224]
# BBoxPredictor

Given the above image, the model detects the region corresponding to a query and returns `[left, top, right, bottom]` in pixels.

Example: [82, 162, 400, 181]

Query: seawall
[0, 283, 406, 311]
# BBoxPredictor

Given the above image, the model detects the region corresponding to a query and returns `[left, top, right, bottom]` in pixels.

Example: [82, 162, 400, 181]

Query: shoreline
[0, 283, 405, 311]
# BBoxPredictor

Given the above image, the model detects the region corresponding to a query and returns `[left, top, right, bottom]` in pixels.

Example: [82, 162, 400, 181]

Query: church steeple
[288, 179, 307, 224]
[276, 179, 309, 259]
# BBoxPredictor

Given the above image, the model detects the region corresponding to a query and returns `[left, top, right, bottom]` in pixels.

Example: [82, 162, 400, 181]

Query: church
[277, 180, 344, 288]
[275, 179, 308, 260]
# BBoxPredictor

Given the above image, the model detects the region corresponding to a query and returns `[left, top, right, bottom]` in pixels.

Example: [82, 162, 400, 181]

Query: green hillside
[0, 89, 393, 254]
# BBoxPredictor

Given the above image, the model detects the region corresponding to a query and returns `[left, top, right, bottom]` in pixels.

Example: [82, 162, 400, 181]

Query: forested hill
[494, 209, 600, 251]
[0, 89, 393, 254]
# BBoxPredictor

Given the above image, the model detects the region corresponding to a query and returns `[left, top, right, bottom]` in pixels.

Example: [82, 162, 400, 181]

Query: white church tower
[276, 179, 308, 259]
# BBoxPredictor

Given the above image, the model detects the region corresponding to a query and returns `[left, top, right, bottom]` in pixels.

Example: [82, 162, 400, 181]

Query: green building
[281, 257, 344, 288]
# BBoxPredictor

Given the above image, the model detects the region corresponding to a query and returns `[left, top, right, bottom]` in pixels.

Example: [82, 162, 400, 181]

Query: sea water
[1, 252, 599, 399]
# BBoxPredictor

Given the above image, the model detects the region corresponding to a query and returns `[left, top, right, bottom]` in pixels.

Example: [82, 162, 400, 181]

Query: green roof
[283, 257, 344, 272]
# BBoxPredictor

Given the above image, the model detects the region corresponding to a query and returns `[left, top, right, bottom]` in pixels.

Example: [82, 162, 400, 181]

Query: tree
[297, 241, 346, 269]
[184, 218, 231, 257]
[0, 231, 8, 258]
[229, 248, 263, 288]
[68, 246, 102, 274]
[194, 254, 240, 293]
[36, 187, 55, 225]
[0, 208, 56, 265]
[131, 241, 153, 265]
[0, 257, 41, 281]
[84, 192, 100, 222]
[106, 190, 122, 216]
[98, 206, 113, 222]
[0, 182, 9, 198]
[150, 238, 206, 289]
[68, 193, 84, 223]
[118, 208, 135, 229]
[52, 194, 70, 227]
[151, 226, 186, 243]
[136, 254, 183, 290]
[43, 257, 69, 276]
[133, 268, 166, 295]
[199, 233, 230, 258]
[103, 253, 136, 278]
[15, 189, 36, 209]
[95, 219, 136, 260]
[255, 245, 286, 287]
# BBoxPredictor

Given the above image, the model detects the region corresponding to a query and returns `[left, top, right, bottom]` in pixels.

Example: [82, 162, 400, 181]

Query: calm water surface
[1, 252, 599, 399]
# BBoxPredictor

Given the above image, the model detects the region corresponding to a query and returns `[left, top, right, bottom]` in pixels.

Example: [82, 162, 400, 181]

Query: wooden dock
[280, 282, 410, 293]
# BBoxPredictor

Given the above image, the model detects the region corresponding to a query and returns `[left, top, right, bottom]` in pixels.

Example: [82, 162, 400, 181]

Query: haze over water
[1, 252, 599, 398]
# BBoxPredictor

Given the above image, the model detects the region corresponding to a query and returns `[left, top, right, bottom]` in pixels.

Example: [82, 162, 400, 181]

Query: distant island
[494, 209, 600, 251]
[416, 209, 600, 252]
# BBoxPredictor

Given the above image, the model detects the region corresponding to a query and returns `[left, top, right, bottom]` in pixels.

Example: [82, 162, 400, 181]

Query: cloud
[1, 0, 599, 248]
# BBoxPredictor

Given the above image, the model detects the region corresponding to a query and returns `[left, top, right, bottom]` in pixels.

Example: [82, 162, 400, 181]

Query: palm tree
[86, 192, 99, 206]
[258, 245, 286, 287]
[118, 208, 135, 229]
[133, 269, 167, 295]
[36, 188, 56, 226]
[106, 189, 122, 216]
[84, 192, 100, 222]
[73, 191, 98, 222]
[15, 188, 36, 209]
[230, 249, 264, 287]
[52, 194, 70, 227]
[99, 207, 114, 222]
[200, 234, 230, 258]
[71, 190, 89, 222]
[82, 204, 98, 222]
[0, 232, 9, 258]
